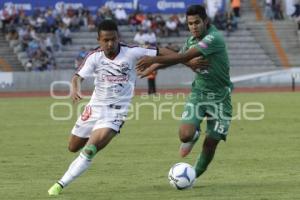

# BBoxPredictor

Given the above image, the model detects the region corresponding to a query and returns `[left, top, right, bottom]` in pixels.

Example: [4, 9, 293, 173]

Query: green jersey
[181, 25, 233, 100]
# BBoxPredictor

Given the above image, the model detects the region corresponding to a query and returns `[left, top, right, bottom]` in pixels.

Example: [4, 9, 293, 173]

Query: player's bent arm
[71, 74, 83, 103]
[157, 47, 206, 70]
[137, 48, 201, 70]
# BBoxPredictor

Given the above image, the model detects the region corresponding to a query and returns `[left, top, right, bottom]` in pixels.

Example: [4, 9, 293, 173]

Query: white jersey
[77, 43, 157, 106]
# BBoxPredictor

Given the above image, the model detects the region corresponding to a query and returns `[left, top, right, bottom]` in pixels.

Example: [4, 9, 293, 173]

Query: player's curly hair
[97, 20, 118, 36]
[186, 4, 208, 20]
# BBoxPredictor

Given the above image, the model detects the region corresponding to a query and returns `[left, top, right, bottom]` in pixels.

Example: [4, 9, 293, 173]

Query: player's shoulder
[120, 42, 140, 50]
[186, 35, 195, 44]
[85, 46, 103, 58]
[203, 26, 224, 44]
[120, 42, 157, 53]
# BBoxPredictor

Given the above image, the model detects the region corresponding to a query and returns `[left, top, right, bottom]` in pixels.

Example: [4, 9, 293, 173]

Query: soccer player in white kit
[48, 20, 160, 196]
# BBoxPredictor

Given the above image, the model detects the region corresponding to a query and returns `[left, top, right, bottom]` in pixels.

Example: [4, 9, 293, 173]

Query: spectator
[36, 13, 47, 33]
[95, 12, 104, 27]
[70, 12, 81, 31]
[145, 30, 157, 46]
[61, 25, 72, 45]
[86, 13, 95, 31]
[29, 26, 40, 41]
[133, 28, 148, 45]
[6, 28, 19, 40]
[152, 14, 166, 36]
[141, 15, 152, 31]
[292, 0, 300, 29]
[272, 0, 284, 20]
[45, 10, 56, 33]
[264, 0, 274, 20]
[44, 33, 55, 53]
[292, 0, 300, 18]
[114, 5, 128, 25]
[178, 14, 186, 30]
[54, 24, 63, 51]
[128, 13, 139, 31]
[231, 0, 241, 18]
[165, 16, 180, 36]
[98, 6, 115, 20]
[32, 48, 50, 71]
[225, 11, 238, 36]
[75, 47, 87, 69]
[135, 12, 146, 25]
[62, 13, 72, 27]
[213, 10, 227, 30]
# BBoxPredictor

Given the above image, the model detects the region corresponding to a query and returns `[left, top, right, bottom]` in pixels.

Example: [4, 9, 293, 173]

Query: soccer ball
[168, 162, 196, 190]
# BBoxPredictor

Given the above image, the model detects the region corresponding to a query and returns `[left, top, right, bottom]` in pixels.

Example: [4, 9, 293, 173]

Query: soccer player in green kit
[136, 5, 233, 179]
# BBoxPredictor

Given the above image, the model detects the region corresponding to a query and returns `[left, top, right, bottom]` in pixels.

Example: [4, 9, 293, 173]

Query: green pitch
[0, 92, 300, 200]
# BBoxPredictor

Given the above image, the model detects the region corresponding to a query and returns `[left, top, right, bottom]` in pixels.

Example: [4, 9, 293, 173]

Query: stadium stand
[0, 32, 23, 71]
[55, 21, 277, 71]
[0, 0, 300, 73]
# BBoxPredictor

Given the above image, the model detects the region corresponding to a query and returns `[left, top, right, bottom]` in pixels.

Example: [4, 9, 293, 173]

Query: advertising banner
[1, 0, 204, 14]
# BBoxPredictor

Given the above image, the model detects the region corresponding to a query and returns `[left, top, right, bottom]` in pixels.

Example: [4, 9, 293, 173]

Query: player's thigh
[68, 135, 88, 152]
[180, 94, 205, 139]
[85, 105, 126, 151]
[86, 128, 117, 151]
[206, 117, 231, 141]
[206, 101, 232, 141]
[71, 105, 95, 138]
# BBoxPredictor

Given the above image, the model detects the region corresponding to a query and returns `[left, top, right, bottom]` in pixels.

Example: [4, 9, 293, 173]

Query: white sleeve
[133, 47, 158, 60]
[76, 52, 96, 79]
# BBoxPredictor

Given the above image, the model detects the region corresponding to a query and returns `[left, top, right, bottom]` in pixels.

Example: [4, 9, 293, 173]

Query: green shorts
[181, 92, 232, 141]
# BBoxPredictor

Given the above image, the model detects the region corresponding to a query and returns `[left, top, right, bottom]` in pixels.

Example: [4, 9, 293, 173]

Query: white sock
[58, 153, 92, 187]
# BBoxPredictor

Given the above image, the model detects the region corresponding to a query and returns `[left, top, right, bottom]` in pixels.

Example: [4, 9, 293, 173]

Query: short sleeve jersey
[77, 43, 157, 106]
[181, 25, 233, 99]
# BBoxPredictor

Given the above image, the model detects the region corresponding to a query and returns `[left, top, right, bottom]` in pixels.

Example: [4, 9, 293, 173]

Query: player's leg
[68, 104, 94, 153]
[179, 124, 200, 157]
[68, 135, 89, 152]
[48, 128, 116, 195]
[194, 134, 220, 177]
[179, 94, 204, 157]
[194, 99, 232, 178]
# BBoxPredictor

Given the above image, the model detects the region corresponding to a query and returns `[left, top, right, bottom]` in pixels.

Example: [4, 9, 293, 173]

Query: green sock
[194, 151, 215, 178]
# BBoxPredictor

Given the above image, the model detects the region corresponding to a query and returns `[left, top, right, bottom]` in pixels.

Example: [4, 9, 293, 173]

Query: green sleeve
[194, 33, 224, 57]
[179, 39, 189, 54]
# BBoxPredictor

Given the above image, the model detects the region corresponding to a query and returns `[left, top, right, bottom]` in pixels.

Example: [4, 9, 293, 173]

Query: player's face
[97, 31, 119, 57]
[187, 15, 208, 38]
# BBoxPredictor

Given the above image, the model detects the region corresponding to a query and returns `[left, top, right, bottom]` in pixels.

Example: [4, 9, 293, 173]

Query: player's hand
[137, 64, 157, 78]
[187, 56, 209, 72]
[136, 56, 155, 71]
[71, 90, 82, 104]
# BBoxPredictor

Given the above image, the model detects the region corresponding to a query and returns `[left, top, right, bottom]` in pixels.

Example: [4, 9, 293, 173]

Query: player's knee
[68, 144, 81, 153]
[81, 144, 98, 160]
[179, 128, 195, 143]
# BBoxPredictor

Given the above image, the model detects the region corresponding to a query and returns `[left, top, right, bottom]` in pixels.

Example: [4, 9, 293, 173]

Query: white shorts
[71, 104, 128, 138]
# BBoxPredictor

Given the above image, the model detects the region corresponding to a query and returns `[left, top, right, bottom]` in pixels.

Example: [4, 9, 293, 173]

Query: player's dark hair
[186, 5, 208, 20]
[97, 20, 118, 36]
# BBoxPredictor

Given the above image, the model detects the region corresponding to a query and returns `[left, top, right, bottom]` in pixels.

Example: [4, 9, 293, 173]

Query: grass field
[0, 92, 300, 200]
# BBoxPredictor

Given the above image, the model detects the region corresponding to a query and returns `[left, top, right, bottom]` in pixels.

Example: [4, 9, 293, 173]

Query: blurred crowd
[291, 0, 300, 29]
[0, 2, 242, 71]
[264, 0, 284, 20]
[0, 4, 128, 71]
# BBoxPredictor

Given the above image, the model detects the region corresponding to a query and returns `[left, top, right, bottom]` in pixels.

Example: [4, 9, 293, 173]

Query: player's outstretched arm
[136, 47, 201, 71]
[71, 74, 83, 104]
[149, 47, 209, 71]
